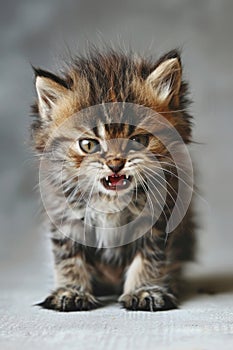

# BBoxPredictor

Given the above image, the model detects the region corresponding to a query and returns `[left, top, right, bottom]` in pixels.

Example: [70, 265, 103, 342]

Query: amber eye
[79, 139, 100, 154]
[129, 134, 149, 150]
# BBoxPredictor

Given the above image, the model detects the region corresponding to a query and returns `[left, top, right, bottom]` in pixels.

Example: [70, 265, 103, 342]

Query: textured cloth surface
[1, 257, 233, 350]
[1, 285, 233, 350]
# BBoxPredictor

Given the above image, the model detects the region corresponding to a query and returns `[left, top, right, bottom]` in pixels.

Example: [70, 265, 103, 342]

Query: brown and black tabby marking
[31, 48, 195, 312]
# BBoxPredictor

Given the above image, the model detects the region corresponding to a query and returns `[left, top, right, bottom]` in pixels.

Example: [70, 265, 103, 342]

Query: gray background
[0, 1, 233, 349]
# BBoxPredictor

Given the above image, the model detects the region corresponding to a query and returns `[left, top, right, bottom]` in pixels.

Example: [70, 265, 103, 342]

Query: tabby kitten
[32, 48, 195, 312]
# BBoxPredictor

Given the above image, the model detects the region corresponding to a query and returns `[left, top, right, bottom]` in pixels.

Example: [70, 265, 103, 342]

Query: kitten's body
[32, 48, 195, 311]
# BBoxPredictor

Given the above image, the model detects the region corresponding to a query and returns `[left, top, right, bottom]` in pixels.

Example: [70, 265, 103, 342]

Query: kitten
[31, 48, 195, 312]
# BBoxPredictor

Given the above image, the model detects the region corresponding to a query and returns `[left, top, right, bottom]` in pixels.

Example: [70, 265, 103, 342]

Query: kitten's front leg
[119, 231, 177, 312]
[38, 237, 99, 312]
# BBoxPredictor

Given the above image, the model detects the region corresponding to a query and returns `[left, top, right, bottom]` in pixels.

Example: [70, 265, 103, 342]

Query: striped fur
[32, 48, 195, 312]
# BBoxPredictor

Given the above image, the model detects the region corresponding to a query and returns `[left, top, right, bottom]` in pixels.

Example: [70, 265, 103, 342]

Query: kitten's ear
[33, 68, 69, 120]
[146, 53, 182, 106]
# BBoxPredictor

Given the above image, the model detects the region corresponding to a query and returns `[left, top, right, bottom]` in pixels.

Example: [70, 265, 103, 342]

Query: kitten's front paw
[37, 287, 100, 312]
[119, 286, 177, 312]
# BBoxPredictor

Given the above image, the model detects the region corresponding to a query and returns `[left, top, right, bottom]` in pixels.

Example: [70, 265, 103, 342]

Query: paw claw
[36, 288, 100, 312]
[119, 287, 177, 312]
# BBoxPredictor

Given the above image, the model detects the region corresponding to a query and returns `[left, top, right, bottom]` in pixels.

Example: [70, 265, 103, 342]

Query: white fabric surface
[1, 250, 233, 350]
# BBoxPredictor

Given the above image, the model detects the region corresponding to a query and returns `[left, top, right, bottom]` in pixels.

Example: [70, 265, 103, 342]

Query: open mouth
[101, 174, 132, 191]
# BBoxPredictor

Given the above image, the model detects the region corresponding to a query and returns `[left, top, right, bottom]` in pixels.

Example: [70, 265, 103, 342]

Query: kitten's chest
[82, 194, 136, 227]
[70, 193, 147, 247]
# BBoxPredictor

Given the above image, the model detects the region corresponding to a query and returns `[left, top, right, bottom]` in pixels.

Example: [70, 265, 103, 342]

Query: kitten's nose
[107, 158, 125, 173]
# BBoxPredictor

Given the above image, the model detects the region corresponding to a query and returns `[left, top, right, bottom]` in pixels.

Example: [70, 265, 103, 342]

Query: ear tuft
[146, 55, 182, 105]
[32, 67, 70, 89]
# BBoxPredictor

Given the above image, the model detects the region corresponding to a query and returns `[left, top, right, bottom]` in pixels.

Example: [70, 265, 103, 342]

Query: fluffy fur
[31, 48, 195, 312]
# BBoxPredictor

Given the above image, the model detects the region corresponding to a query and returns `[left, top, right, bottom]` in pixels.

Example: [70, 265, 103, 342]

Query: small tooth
[105, 176, 108, 181]
[126, 175, 129, 179]
[108, 182, 112, 186]
[123, 180, 127, 185]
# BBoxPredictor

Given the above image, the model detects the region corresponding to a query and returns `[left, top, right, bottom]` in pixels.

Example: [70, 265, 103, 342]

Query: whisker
[139, 165, 182, 210]
[135, 170, 155, 235]
[139, 167, 184, 239]
[140, 164, 187, 221]
[143, 162, 193, 193]
[136, 169, 171, 230]
[83, 170, 101, 244]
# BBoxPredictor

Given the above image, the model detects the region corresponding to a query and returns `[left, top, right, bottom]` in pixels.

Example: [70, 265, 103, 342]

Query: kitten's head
[32, 49, 192, 207]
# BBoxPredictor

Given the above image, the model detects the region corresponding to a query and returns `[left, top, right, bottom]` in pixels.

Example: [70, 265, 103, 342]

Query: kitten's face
[71, 128, 146, 196]
[84, 137, 148, 191]
[66, 114, 162, 199]
[33, 50, 192, 209]
[43, 108, 158, 202]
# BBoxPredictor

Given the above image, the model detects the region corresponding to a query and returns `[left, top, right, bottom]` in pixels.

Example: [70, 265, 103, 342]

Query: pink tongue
[109, 175, 125, 186]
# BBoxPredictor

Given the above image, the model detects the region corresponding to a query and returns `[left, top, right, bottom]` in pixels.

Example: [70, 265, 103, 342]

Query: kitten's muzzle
[106, 158, 126, 173]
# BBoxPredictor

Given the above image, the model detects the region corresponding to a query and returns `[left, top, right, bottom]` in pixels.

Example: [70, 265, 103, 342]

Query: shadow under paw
[36, 287, 100, 312]
[119, 286, 177, 312]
